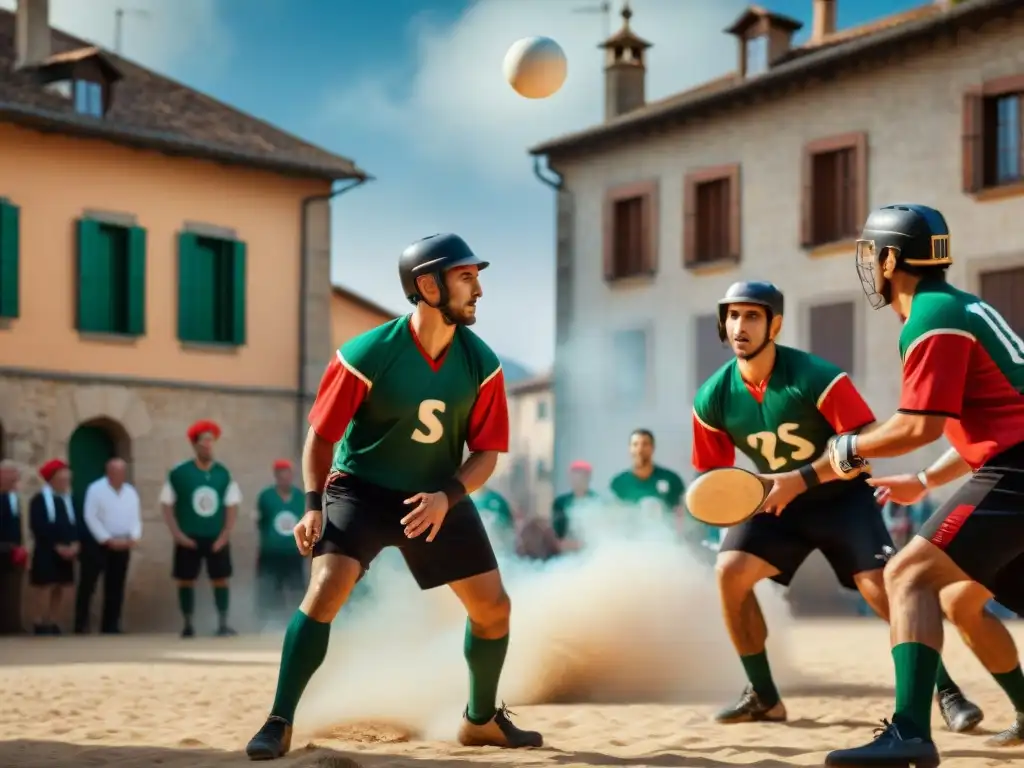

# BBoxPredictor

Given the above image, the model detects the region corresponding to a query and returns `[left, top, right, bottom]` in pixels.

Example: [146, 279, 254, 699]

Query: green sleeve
[464, 329, 502, 383]
[692, 374, 725, 431]
[609, 473, 623, 500]
[899, 291, 970, 363]
[670, 472, 685, 507]
[338, 326, 386, 384]
[800, 352, 847, 406]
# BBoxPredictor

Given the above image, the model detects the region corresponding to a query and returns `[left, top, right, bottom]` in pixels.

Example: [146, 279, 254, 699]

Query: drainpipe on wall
[297, 175, 373, 459]
[532, 155, 563, 191]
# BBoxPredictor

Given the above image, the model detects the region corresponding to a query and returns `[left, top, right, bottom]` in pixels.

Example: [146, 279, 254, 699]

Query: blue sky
[5, 0, 925, 371]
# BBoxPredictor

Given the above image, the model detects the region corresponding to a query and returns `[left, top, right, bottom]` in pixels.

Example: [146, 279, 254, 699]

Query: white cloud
[0, 0, 232, 78]
[325, 0, 748, 182]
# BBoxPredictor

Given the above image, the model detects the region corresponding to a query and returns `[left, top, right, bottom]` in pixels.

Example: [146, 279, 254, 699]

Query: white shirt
[159, 480, 242, 507]
[84, 478, 142, 543]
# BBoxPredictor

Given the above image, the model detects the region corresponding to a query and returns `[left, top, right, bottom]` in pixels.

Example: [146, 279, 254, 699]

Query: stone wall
[0, 373, 297, 633]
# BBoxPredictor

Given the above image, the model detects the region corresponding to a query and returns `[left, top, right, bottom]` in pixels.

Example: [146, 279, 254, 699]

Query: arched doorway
[68, 418, 131, 523]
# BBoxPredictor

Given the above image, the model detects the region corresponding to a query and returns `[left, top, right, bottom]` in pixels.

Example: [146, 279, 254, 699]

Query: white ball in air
[503, 36, 567, 99]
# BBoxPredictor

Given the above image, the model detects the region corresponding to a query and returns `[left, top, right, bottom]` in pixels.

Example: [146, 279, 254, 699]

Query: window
[0, 200, 19, 319]
[684, 164, 741, 267]
[74, 80, 104, 117]
[695, 313, 733, 386]
[536, 459, 550, 482]
[603, 181, 657, 281]
[610, 328, 649, 400]
[177, 232, 247, 345]
[808, 301, 856, 375]
[76, 218, 146, 335]
[801, 133, 867, 247]
[745, 35, 768, 76]
[536, 399, 549, 421]
[979, 267, 1024, 335]
[963, 77, 1024, 193]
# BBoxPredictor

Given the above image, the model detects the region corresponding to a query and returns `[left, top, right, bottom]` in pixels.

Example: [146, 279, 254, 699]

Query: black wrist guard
[441, 478, 467, 509]
[799, 463, 820, 489]
[305, 491, 322, 512]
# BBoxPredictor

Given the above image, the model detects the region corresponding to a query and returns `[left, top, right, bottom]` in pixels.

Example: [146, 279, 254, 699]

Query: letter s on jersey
[411, 399, 446, 444]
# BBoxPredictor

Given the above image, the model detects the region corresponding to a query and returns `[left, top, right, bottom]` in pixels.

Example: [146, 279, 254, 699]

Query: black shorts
[29, 547, 75, 587]
[313, 473, 499, 591]
[917, 442, 1024, 606]
[172, 537, 233, 581]
[719, 478, 893, 590]
[256, 553, 306, 591]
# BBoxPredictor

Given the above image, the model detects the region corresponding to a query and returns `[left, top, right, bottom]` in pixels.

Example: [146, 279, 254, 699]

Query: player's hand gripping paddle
[685, 467, 773, 527]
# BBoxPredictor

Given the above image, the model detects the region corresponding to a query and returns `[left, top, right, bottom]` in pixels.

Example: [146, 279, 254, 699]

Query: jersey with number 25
[691, 345, 875, 475]
[308, 316, 509, 493]
[897, 280, 1024, 469]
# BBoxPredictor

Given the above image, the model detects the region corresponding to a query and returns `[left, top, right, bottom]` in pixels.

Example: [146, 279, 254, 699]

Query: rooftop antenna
[114, 7, 152, 55]
[572, 0, 612, 39]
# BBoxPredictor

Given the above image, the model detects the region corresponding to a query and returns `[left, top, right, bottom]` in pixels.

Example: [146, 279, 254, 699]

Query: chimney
[598, 2, 652, 121]
[812, 0, 837, 42]
[15, 0, 51, 69]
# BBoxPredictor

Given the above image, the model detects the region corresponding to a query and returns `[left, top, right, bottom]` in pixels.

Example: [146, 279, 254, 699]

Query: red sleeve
[691, 409, 735, 472]
[899, 334, 972, 417]
[307, 353, 369, 443]
[817, 373, 875, 433]
[467, 369, 509, 452]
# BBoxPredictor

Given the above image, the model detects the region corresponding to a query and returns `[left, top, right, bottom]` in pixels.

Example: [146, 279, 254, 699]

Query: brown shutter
[800, 146, 813, 246]
[683, 174, 697, 265]
[962, 89, 983, 194]
[728, 165, 741, 261]
[853, 132, 868, 229]
[643, 184, 659, 274]
[602, 196, 615, 280]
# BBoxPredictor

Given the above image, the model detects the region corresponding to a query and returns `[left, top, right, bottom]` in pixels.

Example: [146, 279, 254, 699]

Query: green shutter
[0, 201, 19, 318]
[126, 225, 147, 336]
[230, 239, 246, 345]
[77, 218, 111, 332]
[178, 232, 209, 342]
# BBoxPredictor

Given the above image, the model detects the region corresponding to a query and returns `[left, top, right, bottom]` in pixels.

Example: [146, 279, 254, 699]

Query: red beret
[272, 459, 292, 471]
[39, 459, 69, 482]
[187, 420, 221, 442]
[569, 460, 592, 473]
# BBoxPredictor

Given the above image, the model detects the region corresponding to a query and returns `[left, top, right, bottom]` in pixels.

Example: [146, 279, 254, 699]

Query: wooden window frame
[800, 132, 868, 250]
[602, 179, 658, 283]
[683, 163, 741, 269]
[963, 74, 1024, 200]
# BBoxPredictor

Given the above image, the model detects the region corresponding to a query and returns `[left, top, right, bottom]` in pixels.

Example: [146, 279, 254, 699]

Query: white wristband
[916, 471, 929, 489]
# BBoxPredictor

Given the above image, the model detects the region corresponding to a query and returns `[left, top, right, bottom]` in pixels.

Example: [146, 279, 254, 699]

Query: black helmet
[399, 233, 489, 315]
[716, 281, 784, 343]
[856, 204, 950, 308]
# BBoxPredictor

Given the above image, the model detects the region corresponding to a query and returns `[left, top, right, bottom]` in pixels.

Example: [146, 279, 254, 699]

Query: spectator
[471, 484, 516, 552]
[254, 460, 305, 622]
[29, 459, 78, 635]
[77, 459, 141, 634]
[550, 460, 596, 547]
[0, 460, 27, 634]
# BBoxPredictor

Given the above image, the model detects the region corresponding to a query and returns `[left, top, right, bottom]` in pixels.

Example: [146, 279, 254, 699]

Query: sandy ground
[2, 532, 1023, 767]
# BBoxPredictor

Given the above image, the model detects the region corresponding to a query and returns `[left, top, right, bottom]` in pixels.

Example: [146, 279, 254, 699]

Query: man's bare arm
[454, 450, 499, 494]
[923, 446, 971, 488]
[303, 426, 334, 494]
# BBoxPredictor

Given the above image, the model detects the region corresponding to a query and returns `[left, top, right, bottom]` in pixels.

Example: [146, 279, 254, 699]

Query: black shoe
[217, 625, 237, 637]
[985, 711, 1024, 747]
[48, 624, 61, 635]
[181, 624, 195, 638]
[245, 716, 292, 760]
[714, 685, 787, 724]
[937, 687, 983, 733]
[457, 704, 543, 748]
[826, 719, 940, 767]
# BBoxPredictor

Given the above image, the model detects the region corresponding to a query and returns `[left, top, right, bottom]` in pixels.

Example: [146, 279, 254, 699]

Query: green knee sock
[892, 642, 940, 740]
[270, 611, 332, 723]
[934, 659, 958, 693]
[214, 586, 230, 619]
[178, 586, 195, 621]
[740, 651, 779, 707]
[993, 665, 1024, 713]
[464, 621, 509, 725]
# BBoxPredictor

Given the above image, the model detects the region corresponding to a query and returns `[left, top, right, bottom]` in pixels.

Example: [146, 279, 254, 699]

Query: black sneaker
[714, 685, 787, 724]
[245, 716, 292, 760]
[457, 704, 543, 748]
[217, 625, 238, 637]
[825, 719, 940, 767]
[937, 687, 983, 733]
[985, 711, 1024, 747]
[181, 624, 195, 638]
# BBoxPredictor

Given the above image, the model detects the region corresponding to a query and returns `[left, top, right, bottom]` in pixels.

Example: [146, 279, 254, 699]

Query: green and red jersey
[692, 345, 875, 474]
[897, 280, 1024, 468]
[308, 316, 509, 493]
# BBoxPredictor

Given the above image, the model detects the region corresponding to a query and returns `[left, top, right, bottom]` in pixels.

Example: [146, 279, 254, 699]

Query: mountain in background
[498, 356, 532, 384]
